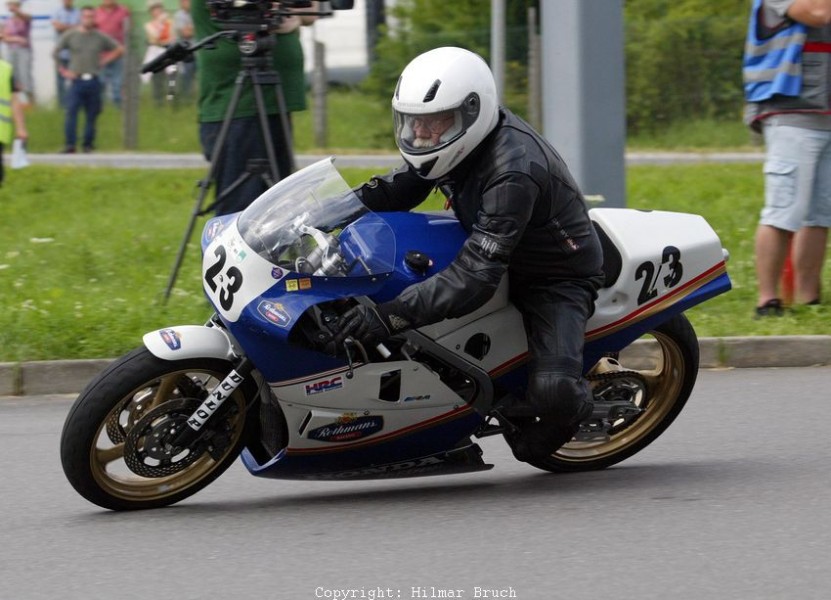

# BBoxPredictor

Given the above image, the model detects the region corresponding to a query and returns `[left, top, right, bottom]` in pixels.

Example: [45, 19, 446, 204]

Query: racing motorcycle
[60, 158, 732, 511]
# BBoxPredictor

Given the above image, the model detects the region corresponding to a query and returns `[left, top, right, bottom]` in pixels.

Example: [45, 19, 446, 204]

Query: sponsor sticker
[159, 329, 182, 351]
[308, 414, 384, 443]
[403, 394, 431, 402]
[305, 376, 344, 395]
[285, 278, 312, 292]
[271, 267, 285, 280]
[226, 236, 248, 263]
[205, 220, 224, 241]
[257, 300, 291, 328]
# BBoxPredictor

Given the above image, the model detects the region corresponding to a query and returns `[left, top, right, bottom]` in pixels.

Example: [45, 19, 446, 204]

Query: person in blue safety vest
[743, 0, 831, 316]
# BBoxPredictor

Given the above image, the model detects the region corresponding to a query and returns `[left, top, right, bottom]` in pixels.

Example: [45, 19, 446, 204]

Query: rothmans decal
[257, 300, 291, 328]
[307, 414, 384, 443]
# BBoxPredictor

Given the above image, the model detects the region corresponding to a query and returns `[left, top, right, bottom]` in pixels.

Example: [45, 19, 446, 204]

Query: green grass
[24, 88, 396, 154]
[1, 161, 829, 362]
[26, 89, 760, 155]
[626, 118, 761, 151]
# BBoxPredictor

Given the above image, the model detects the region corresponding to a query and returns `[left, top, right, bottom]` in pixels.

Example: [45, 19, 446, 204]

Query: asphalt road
[1, 366, 829, 600]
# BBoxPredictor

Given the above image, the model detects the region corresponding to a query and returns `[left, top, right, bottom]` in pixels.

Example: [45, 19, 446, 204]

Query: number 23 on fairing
[202, 225, 281, 322]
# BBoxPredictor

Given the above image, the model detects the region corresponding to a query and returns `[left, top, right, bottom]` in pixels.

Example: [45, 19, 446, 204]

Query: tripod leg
[271, 71, 296, 174]
[251, 78, 282, 185]
[250, 66, 297, 185]
[162, 181, 210, 301]
[162, 71, 251, 301]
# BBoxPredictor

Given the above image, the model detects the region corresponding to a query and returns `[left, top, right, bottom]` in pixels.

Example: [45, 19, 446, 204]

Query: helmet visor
[394, 105, 477, 156]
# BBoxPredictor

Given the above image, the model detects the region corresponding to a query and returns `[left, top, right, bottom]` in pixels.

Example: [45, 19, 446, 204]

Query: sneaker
[755, 298, 784, 318]
[82, 146, 94, 154]
[60, 147, 76, 154]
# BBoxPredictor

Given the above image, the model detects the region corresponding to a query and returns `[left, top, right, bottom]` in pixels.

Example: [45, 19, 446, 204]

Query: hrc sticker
[305, 376, 344, 395]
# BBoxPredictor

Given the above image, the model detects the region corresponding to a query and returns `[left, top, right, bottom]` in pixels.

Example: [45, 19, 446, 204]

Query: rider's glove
[334, 303, 410, 348]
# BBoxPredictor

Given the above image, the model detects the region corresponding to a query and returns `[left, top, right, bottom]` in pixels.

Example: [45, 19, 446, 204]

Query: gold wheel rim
[555, 330, 686, 462]
[89, 368, 245, 502]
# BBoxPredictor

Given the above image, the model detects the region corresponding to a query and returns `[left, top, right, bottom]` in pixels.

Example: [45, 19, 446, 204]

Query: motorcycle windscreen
[236, 157, 396, 277]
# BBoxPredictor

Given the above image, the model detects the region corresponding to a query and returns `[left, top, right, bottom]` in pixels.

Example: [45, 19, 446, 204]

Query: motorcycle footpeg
[478, 409, 524, 437]
[573, 419, 611, 443]
[493, 400, 538, 419]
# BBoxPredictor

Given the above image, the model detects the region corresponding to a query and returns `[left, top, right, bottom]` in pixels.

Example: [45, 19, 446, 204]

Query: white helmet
[392, 47, 499, 180]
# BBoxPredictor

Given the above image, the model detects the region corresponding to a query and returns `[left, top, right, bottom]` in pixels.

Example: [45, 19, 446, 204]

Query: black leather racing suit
[357, 108, 605, 448]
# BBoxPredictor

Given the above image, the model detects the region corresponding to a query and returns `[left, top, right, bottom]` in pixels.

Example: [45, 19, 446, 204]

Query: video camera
[142, 0, 354, 74]
[206, 0, 354, 33]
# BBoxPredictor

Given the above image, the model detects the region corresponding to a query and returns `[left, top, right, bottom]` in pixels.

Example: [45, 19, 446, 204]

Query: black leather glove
[334, 305, 392, 348]
[334, 303, 410, 348]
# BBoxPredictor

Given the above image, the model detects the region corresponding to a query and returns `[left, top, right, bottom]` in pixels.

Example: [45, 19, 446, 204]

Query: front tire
[60, 347, 256, 510]
[526, 313, 699, 473]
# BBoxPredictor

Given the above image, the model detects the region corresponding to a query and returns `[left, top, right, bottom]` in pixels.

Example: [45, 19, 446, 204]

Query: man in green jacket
[193, 0, 316, 215]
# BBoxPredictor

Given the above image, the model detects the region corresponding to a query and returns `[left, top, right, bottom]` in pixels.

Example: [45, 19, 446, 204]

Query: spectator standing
[54, 5, 123, 153]
[173, 0, 195, 100]
[52, 0, 81, 108]
[744, 0, 831, 315]
[1, 0, 32, 103]
[143, 1, 173, 105]
[95, 0, 130, 108]
[0, 57, 28, 186]
[192, 0, 316, 215]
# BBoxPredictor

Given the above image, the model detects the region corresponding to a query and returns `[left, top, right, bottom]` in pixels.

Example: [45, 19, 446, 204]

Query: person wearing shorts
[743, 0, 831, 315]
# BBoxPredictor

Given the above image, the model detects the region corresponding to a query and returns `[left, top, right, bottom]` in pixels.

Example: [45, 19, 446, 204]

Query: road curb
[1, 336, 829, 397]
[12, 151, 767, 171]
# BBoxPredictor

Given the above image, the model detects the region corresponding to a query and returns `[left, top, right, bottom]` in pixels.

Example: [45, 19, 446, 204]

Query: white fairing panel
[272, 361, 471, 451]
[586, 208, 727, 339]
[143, 326, 236, 361]
[417, 277, 528, 373]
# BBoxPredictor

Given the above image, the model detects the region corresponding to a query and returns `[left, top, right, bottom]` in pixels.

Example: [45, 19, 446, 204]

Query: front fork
[170, 357, 254, 449]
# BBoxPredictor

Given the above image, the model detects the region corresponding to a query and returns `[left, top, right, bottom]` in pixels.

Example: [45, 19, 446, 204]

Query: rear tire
[60, 347, 257, 510]
[525, 313, 699, 473]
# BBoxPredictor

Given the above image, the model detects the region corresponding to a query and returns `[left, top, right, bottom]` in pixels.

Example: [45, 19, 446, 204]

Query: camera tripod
[147, 30, 296, 301]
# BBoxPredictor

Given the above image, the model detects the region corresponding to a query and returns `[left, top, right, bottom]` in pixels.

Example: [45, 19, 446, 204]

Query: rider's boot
[509, 400, 594, 463]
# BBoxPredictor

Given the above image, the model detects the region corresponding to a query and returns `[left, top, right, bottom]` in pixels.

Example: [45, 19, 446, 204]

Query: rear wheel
[60, 347, 256, 510]
[526, 313, 699, 473]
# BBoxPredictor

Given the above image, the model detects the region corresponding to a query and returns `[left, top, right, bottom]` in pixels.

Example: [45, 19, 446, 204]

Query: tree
[362, 0, 537, 116]
[364, 0, 751, 132]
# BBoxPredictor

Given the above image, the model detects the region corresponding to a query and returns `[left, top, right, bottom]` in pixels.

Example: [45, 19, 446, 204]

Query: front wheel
[60, 347, 256, 510]
[526, 313, 699, 473]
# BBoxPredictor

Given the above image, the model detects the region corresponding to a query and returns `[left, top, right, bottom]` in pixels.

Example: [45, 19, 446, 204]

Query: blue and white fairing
[199, 159, 468, 381]
[197, 159, 488, 477]
[200, 159, 399, 382]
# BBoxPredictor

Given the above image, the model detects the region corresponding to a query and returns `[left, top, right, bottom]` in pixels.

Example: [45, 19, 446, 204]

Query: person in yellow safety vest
[0, 58, 28, 186]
